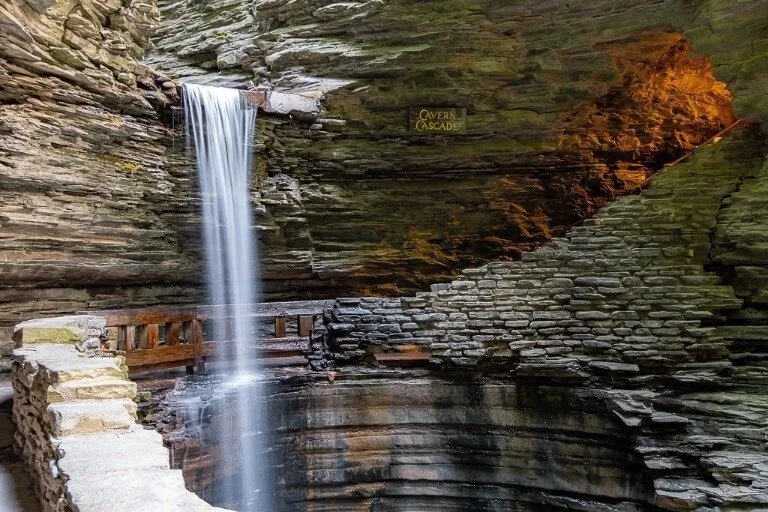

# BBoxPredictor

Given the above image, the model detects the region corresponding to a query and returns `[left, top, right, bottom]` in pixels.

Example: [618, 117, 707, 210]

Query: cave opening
[560, 34, 736, 172]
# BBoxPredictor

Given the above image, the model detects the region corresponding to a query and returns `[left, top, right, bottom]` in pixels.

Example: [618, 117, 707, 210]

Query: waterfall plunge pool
[139, 369, 656, 512]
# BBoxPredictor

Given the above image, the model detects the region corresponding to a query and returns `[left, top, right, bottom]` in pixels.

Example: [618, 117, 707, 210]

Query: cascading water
[182, 83, 274, 511]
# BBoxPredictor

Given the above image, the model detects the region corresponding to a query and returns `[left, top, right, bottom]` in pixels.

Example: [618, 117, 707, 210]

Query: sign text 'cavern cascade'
[410, 107, 467, 134]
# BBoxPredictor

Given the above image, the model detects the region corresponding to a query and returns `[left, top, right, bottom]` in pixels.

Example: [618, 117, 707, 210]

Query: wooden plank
[103, 311, 197, 327]
[125, 345, 195, 368]
[298, 315, 314, 337]
[374, 352, 432, 363]
[274, 314, 286, 338]
[130, 359, 198, 375]
[84, 300, 334, 327]
[165, 322, 182, 346]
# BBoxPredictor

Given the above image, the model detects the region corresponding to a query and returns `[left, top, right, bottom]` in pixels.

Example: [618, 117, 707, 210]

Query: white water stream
[182, 83, 273, 511]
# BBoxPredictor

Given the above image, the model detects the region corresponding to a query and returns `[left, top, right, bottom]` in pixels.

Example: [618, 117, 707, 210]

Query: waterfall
[182, 83, 274, 512]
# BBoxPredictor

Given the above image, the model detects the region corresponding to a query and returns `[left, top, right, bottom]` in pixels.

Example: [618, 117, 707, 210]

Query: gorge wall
[0, 0, 202, 351]
[147, 0, 766, 298]
[0, 2, 766, 356]
[319, 127, 768, 510]
[146, 125, 768, 512]
[158, 373, 656, 512]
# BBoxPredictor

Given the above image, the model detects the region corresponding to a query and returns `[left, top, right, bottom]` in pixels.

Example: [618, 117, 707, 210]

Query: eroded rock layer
[320, 127, 768, 510]
[0, 0, 203, 356]
[1, 0, 766, 339]
[156, 373, 656, 512]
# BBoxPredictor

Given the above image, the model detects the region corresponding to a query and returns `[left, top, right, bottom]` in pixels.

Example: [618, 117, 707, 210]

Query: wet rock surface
[154, 370, 656, 512]
[0, 0, 206, 365]
[1, 0, 766, 344]
[145, 128, 768, 511]
[320, 127, 768, 510]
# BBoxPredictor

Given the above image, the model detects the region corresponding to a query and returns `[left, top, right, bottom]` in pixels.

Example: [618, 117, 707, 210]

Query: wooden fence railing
[81, 300, 332, 374]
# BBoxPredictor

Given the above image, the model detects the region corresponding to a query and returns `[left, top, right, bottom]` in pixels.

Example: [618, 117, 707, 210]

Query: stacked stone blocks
[323, 128, 768, 510]
[325, 129, 758, 385]
[11, 315, 229, 512]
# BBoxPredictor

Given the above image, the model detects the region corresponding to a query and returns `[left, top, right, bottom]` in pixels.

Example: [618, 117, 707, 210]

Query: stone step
[47, 376, 137, 402]
[46, 399, 137, 437]
[65, 467, 229, 512]
[261, 355, 308, 367]
[14, 345, 125, 383]
[53, 426, 169, 479]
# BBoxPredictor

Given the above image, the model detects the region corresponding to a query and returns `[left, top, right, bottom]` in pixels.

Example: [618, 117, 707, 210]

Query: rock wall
[322, 127, 768, 509]
[0, 0, 765, 338]
[147, 0, 767, 297]
[0, 0, 208, 363]
[325, 128, 763, 373]
[10, 315, 228, 512]
[157, 372, 657, 511]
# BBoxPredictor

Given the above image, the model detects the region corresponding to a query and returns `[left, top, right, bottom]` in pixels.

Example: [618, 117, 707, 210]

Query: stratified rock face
[158, 374, 655, 512]
[320, 127, 768, 510]
[148, 0, 764, 296]
[0, 0, 204, 341]
[0, 0, 765, 348]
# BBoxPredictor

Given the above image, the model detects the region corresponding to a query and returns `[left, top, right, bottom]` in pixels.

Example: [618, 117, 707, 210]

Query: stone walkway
[0, 381, 38, 512]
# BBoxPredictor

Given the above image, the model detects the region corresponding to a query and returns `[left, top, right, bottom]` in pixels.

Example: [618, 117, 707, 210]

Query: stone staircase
[11, 316, 229, 512]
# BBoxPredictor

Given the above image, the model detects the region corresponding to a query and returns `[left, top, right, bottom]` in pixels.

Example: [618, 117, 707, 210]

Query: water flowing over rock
[0, 0, 766, 347]
[183, 83, 275, 511]
[0, 0, 202, 364]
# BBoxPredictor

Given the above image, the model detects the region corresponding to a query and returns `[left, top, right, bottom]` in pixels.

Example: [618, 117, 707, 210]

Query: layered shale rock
[157, 373, 657, 512]
[148, 0, 766, 296]
[0, 0, 205, 363]
[320, 127, 768, 510]
[1, 0, 766, 342]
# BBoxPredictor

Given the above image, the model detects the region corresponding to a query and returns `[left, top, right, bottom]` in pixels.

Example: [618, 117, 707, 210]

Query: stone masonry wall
[324, 127, 768, 510]
[11, 315, 229, 512]
[326, 127, 761, 382]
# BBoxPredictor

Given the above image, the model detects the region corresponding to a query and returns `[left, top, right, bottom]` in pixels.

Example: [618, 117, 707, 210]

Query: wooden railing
[81, 300, 332, 374]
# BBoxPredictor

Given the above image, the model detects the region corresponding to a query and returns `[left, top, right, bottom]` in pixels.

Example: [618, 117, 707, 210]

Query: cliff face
[157, 374, 655, 512]
[147, 0, 765, 297]
[0, 0, 766, 333]
[0, 0, 204, 342]
[318, 127, 768, 510]
[146, 125, 768, 512]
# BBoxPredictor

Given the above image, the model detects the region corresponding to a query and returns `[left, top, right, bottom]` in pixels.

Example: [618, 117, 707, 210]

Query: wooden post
[298, 315, 313, 337]
[118, 325, 136, 351]
[165, 322, 182, 346]
[147, 324, 160, 349]
[191, 318, 205, 372]
[136, 324, 160, 349]
[275, 314, 286, 338]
